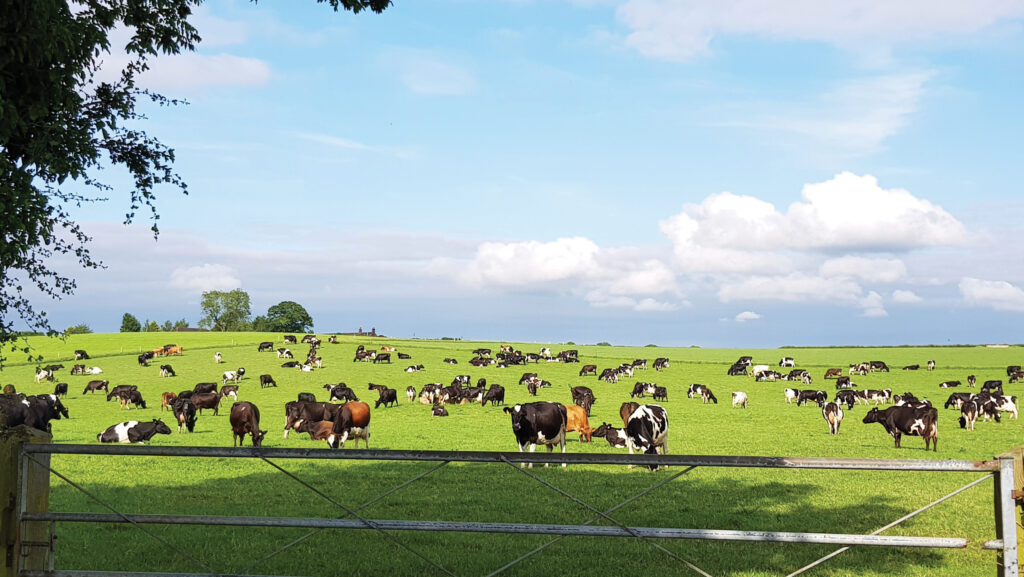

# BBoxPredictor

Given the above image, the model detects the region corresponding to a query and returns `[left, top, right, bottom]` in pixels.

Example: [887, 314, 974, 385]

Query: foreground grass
[3, 334, 1022, 576]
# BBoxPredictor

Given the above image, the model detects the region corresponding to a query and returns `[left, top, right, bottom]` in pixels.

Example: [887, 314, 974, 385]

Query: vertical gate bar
[998, 457, 1019, 577]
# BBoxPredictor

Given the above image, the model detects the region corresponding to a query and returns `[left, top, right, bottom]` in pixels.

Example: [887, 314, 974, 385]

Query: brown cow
[563, 404, 592, 442]
[620, 401, 640, 427]
[191, 392, 222, 415]
[164, 346, 183, 356]
[229, 401, 265, 447]
[161, 392, 178, 412]
[824, 368, 842, 379]
[330, 401, 371, 448]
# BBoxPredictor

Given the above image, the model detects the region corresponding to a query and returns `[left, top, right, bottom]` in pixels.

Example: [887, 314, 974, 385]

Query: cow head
[252, 430, 267, 447]
[153, 420, 172, 435]
[504, 405, 526, 433]
[862, 408, 882, 424]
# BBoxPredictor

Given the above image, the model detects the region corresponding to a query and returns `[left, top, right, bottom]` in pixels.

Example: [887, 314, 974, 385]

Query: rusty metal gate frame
[16, 444, 1020, 577]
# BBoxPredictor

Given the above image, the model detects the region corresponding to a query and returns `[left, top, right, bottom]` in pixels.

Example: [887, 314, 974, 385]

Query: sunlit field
[3, 333, 1021, 576]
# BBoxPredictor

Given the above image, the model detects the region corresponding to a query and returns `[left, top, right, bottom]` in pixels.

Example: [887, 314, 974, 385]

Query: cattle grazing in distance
[504, 402, 568, 468]
[328, 385, 359, 403]
[97, 420, 171, 444]
[652, 386, 668, 402]
[214, 352, 223, 364]
[625, 404, 669, 471]
[944, 393, 973, 410]
[70, 364, 86, 375]
[406, 386, 416, 402]
[590, 423, 628, 449]
[727, 363, 748, 376]
[563, 404, 593, 442]
[797, 390, 827, 407]
[260, 374, 277, 388]
[194, 382, 218, 395]
[700, 387, 718, 404]
[631, 382, 655, 398]
[171, 397, 197, 433]
[374, 353, 392, 364]
[927, 360, 936, 371]
[432, 404, 449, 417]
[959, 400, 981, 431]
[824, 368, 842, 379]
[137, 354, 150, 367]
[481, 384, 506, 407]
[230, 402, 266, 447]
[835, 390, 858, 409]
[863, 389, 892, 405]
[34, 369, 54, 384]
[258, 341, 274, 352]
[902, 364, 920, 370]
[221, 385, 239, 401]
[834, 376, 854, 389]
[599, 368, 619, 383]
[284, 335, 298, 344]
[863, 405, 938, 451]
[579, 365, 598, 377]
[120, 390, 147, 410]
[632, 359, 647, 370]
[822, 402, 844, 435]
[731, 392, 748, 409]
[968, 375, 977, 388]
[277, 348, 294, 359]
[779, 357, 795, 367]
[369, 384, 398, 409]
[106, 385, 137, 402]
[82, 380, 109, 394]
[982, 380, 1004, 395]
[74, 349, 90, 360]
[158, 364, 176, 377]
[869, 361, 890, 372]
[53, 383, 68, 397]
[653, 358, 669, 371]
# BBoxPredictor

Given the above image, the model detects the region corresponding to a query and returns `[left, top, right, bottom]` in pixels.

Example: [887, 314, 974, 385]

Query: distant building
[337, 327, 383, 337]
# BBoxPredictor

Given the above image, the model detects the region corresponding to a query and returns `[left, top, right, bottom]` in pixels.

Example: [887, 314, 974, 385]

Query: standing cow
[503, 402, 567, 468]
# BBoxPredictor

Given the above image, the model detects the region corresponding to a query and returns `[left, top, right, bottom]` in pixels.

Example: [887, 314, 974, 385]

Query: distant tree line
[118, 290, 314, 333]
[120, 314, 188, 333]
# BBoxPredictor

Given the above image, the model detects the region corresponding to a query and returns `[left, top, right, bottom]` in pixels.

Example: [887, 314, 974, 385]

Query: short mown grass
[3, 334, 1022, 576]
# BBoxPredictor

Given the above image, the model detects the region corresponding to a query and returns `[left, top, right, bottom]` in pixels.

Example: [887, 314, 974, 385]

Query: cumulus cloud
[892, 289, 923, 303]
[820, 256, 907, 283]
[461, 237, 600, 287]
[169, 264, 242, 293]
[661, 172, 967, 275]
[616, 0, 1024, 62]
[586, 291, 678, 312]
[735, 311, 761, 322]
[859, 291, 888, 317]
[959, 278, 1024, 312]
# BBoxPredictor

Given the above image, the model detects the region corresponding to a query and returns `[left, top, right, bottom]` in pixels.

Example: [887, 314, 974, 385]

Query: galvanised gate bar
[6, 435, 1021, 577]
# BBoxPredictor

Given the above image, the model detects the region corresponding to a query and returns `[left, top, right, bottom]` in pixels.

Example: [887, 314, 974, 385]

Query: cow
[70, 364, 86, 375]
[863, 389, 892, 405]
[170, 397, 197, 433]
[259, 374, 277, 388]
[732, 392, 748, 408]
[230, 402, 265, 447]
[120, 390, 147, 410]
[297, 393, 316, 403]
[481, 384, 506, 407]
[653, 358, 669, 371]
[82, 380, 109, 394]
[164, 346, 183, 356]
[563, 404, 592, 442]
[687, 384, 707, 399]
[579, 365, 598, 377]
[106, 385, 138, 402]
[968, 375, 977, 388]
[944, 392, 973, 410]
[221, 385, 239, 401]
[834, 376, 853, 389]
[939, 380, 961, 388]
[137, 354, 151, 367]
[432, 404, 449, 417]
[652, 386, 668, 402]
[797, 390, 827, 407]
[74, 349, 90, 360]
[902, 364, 920, 370]
[863, 405, 939, 451]
[700, 387, 718, 404]
[177, 390, 194, 400]
[927, 360, 936, 371]
[370, 385, 398, 409]
[599, 368, 619, 383]
[193, 382, 218, 395]
[503, 402, 568, 468]
[405, 364, 425, 373]
[473, 348, 491, 357]
[161, 392, 178, 412]
[779, 357, 795, 367]
[258, 341, 274, 352]
[983, 380, 1004, 395]
[959, 400, 981, 431]
[328, 386, 359, 403]
[822, 402, 844, 435]
[870, 361, 890, 372]
[53, 383, 68, 397]
[625, 404, 669, 470]
[824, 368, 842, 379]
[727, 363, 748, 376]
[34, 369, 53, 384]
[619, 401, 641, 427]
[277, 348, 294, 359]
[590, 423, 628, 449]
[835, 390, 858, 409]
[374, 353, 392, 364]
[632, 359, 647, 370]
[284, 335, 297, 344]
[397, 352, 412, 360]
[282, 401, 344, 438]
[84, 366, 103, 375]
[330, 401, 371, 449]
[191, 392, 222, 416]
[406, 386, 416, 402]
[991, 395, 1019, 419]
[631, 382, 654, 398]
[223, 368, 244, 385]
[0, 395, 68, 433]
[97, 420, 171, 444]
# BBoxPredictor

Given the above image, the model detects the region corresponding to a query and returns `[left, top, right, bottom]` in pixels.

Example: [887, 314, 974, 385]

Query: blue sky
[45, 0, 1024, 346]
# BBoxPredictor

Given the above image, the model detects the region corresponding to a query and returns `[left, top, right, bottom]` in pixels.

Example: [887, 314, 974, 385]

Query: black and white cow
[779, 357, 795, 367]
[862, 405, 938, 451]
[503, 402, 567, 468]
[822, 402, 844, 435]
[939, 380, 961, 388]
[590, 423, 628, 449]
[625, 404, 669, 471]
[959, 400, 981, 431]
[653, 386, 668, 402]
[967, 375, 977, 388]
[653, 358, 670, 371]
[834, 390, 858, 409]
[171, 397, 197, 433]
[258, 341, 275, 352]
[159, 364, 176, 377]
[797, 390, 827, 407]
[784, 388, 802, 404]
[97, 420, 171, 444]
[631, 382, 655, 398]
[863, 389, 892, 405]
[944, 392, 973, 410]
[277, 348, 294, 359]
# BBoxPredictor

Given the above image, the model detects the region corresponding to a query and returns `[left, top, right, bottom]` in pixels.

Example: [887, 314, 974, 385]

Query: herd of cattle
[1, 341, 1021, 462]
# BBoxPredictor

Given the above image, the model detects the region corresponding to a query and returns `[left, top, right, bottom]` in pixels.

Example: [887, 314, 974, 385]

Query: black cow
[328, 386, 359, 403]
[863, 406, 938, 451]
[230, 402, 265, 447]
[1007, 365, 1022, 377]
[297, 392, 317, 403]
[939, 380, 961, 388]
[193, 382, 218, 395]
[397, 352, 412, 360]
[374, 353, 392, 364]
[284, 335, 298, 344]
[82, 380, 109, 394]
[481, 384, 506, 407]
[727, 363, 748, 376]
[624, 404, 669, 470]
[631, 382, 654, 398]
[590, 423, 628, 449]
[653, 358, 669, 371]
[258, 341, 274, 352]
[97, 420, 171, 443]
[902, 364, 920, 371]
[579, 365, 598, 377]
[571, 386, 595, 415]
[282, 401, 344, 438]
[983, 380, 1004, 394]
[432, 404, 449, 417]
[120, 390, 147, 410]
[834, 390, 858, 409]
[106, 385, 138, 402]
[0, 395, 68, 433]
[53, 383, 68, 397]
[653, 386, 668, 402]
[835, 376, 853, 389]
[74, 349, 90, 360]
[797, 390, 827, 407]
[137, 354, 150, 367]
[373, 387, 398, 409]
[870, 361, 890, 372]
[171, 397, 197, 433]
[260, 374, 277, 388]
[503, 402, 568, 468]
[191, 392, 222, 416]
[944, 392, 973, 410]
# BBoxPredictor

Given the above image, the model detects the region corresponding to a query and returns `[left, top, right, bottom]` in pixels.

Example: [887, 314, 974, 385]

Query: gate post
[996, 455, 1020, 577]
[1, 426, 53, 577]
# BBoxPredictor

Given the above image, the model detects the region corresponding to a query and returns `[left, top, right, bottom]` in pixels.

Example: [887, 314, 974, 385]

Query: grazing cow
[120, 390, 147, 410]
[193, 382, 218, 395]
[570, 386, 595, 415]
[97, 420, 171, 444]
[870, 361, 890, 372]
[432, 404, 449, 417]
[165, 346, 183, 356]
[161, 392, 178, 412]
[563, 404, 592, 442]
[282, 401, 344, 438]
[653, 358, 669, 371]
[223, 370, 243, 385]
[927, 360, 936, 371]
[625, 404, 669, 470]
[983, 380, 1004, 394]
[863, 389, 892, 405]
[700, 387, 718, 404]
[284, 335, 297, 344]
[939, 380, 961, 388]
[74, 349, 90, 360]
[481, 384, 506, 407]
[297, 393, 317, 403]
[519, 373, 540, 387]
[137, 354, 150, 367]
[330, 401, 371, 449]
[968, 375, 977, 388]
[70, 364, 86, 375]
[504, 402, 568, 468]
[797, 390, 827, 407]
[171, 397, 197, 433]
[406, 386, 416, 402]
[221, 385, 239, 401]
[374, 353, 392, 364]
[944, 392, 973, 410]
[991, 395, 1019, 419]
[34, 369, 54, 384]
[397, 352, 412, 360]
[473, 348, 491, 357]
[230, 402, 265, 447]
[835, 376, 854, 389]
[106, 385, 138, 402]
[632, 359, 647, 370]
[599, 368, 619, 383]
[258, 341, 274, 352]
[902, 364, 920, 371]
[631, 382, 654, 398]
[824, 368, 842, 379]
[214, 352, 223, 364]
[822, 402, 844, 435]
[82, 380, 109, 394]
[727, 363, 748, 376]
[405, 364, 425, 373]
[579, 365, 598, 377]
[191, 392, 222, 416]
[687, 384, 707, 398]
[328, 386, 359, 403]
[653, 386, 668, 402]
[53, 383, 68, 397]
[835, 390, 858, 410]
[259, 374, 277, 388]
[959, 400, 981, 431]
[731, 392, 748, 408]
[277, 348, 294, 359]
[779, 357, 795, 367]
[590, 423, 628, 449]
[372, 386, 399, 409]
[156, 364, 175, 377]
[863, 405, 939, 451]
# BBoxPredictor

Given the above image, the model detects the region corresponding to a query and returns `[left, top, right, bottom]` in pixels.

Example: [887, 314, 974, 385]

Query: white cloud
[959, 278, 1024, 312]
[820, 256, 907, 283]
[606, 260, 677, 295]
[382, 49, 476, 96]
[291, 132, 412, 159]
[461, 237, 600, 287]
[892, 289, 923, 303]
[718, 273, 863, 304]
[859, 291, 888, 317]
[169, 264, 241, 293]
[586, 291, 678, 312]
[660, 172, 967, 275]
[735, 311, 761, 322]
[616, 0, 1024, 62]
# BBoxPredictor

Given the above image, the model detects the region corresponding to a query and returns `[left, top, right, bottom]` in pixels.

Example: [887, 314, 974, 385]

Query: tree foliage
[265, 301, 314, 333]
[64, 323, 93, 335]
[120, 313, 141, 332]
[199, 290, 251, 332]
[0, 0, 391, 364]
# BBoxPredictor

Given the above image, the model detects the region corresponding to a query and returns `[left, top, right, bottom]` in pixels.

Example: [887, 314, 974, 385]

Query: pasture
[3, 333, 1023, 576]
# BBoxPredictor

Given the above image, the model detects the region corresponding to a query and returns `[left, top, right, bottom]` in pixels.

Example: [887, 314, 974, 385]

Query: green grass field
[3, 333, 1022, 576]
